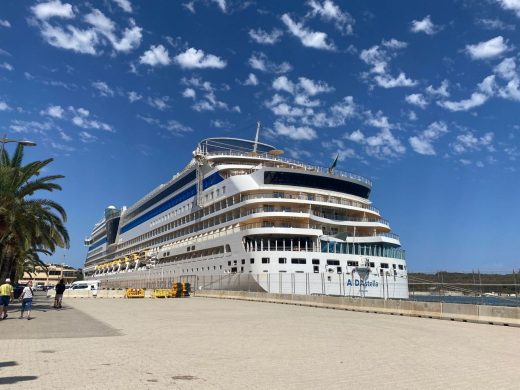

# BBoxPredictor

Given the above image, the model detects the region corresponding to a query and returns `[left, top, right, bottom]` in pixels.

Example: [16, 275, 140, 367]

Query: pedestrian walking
[54, 279, 66, 309]
[19, 281, 34, 320]
[0, 278, 14, 320]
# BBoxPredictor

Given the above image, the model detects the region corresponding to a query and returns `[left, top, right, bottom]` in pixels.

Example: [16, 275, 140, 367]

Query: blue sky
[1, 0, 519, 272]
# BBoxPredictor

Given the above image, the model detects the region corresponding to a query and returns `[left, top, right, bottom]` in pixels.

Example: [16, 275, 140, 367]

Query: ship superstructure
[84, 136, 408, 298]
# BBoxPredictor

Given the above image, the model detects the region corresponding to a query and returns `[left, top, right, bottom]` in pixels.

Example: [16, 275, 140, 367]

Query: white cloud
[9, 120, 53, 134]
[40, 105, 65, 118]
[405, 93, 428, 108]
[243, 73, 258, 86]
[438, 92, 488, 111]
[182, 88, 196, 99]
[466, 36, 508, 60]
[140, 44, 171, 66]
[272, 76, 295, 94]
[494, 57, 517, 79]
[382, 38, 407, 49]
[112, 0, 133, 13]
[0, 20, 11, 28]
[248, 52, 292, 74]
[360, 45, 389, 74]
[374, 72, 417, 88]
[212, 0, 227, 13]
[410, 15, 441, 35]
[306, 0, 354, 35]
[39, 24, 98, 55]
[451, 131, 494, 154]
[426, 80, 450, 97]
[497, 0, 520, 18]
[274, 121, 317, 140]
[79, 130, 98, 143]
[84, 9, 142, 52]
[365, 110, 393, 130]
[69, 106, 113, 131]
[409, 121, 448, 155]
[181, 76, 239, 113]
[137, 115, 193, 136]
[92, 81, 114, 97]
[147, 96, 170, 111]
[174, 48, 226, 69]
[360, 41, 415, 88]
[31, 1, 75, 20]
[348, 128, 405, 158]
[0, 62, 13, 71]
[476, 18, 515, 31]
[281, 13, 335, 50]
[249, 28, 283, 45]
[128, 91, 142, 102]
[298, 77, 334, 95]
[31, 5, 142, 55]
[0, 101, 10, 111]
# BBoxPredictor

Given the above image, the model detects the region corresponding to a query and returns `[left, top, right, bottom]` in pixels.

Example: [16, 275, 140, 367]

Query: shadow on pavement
[0, 376, 38, 385]
[0, 361, 18, 368]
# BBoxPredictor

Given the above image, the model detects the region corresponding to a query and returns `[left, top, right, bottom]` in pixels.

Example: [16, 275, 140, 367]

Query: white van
[70, 280, 100, 295]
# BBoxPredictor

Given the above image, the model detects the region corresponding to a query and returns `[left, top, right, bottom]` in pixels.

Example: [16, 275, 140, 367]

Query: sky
[1, 0, 519, 273]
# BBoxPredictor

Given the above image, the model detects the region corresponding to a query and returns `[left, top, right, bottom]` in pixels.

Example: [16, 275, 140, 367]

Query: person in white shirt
[19, 281, 34, 320]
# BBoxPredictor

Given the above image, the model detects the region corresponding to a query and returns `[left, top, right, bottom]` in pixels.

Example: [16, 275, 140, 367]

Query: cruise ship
[83, 134, 409, 299]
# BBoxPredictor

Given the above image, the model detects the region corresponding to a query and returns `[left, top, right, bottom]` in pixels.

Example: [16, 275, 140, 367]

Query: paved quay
[1, 293, 520, 389]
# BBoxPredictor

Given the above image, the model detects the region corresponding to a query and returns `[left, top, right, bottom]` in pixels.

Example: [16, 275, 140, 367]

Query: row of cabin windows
[258, 257, 404, 270]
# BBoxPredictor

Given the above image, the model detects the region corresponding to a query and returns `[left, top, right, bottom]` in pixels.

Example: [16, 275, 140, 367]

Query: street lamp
[0, 134, 37, 153]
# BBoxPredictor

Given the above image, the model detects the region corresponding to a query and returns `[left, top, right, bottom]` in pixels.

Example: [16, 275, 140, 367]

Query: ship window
[233, 260, 237, 265]
[326, 260, 340, 266]
[264, 171, 370, 199]
[261, 257, 270, 264]
[369, 262, 375, 268]
[312, 259, 320, 265]
[240, 267, 244, 272]
[187, 247, 190, 252]
[291, 258, 306, 264]
[392, 264, 396, 269]
[398, 264, 404, 270]
[250, 258, 254, 264]
[337, 267, 342, 273]
[347, 261, 359, 266]
[219, 265, 222, 270]
[313, 265, 319, 273]
[222, 186, 226, 194]
[279, 270, 287, 273]
[225, 244, 231, 252]
[231, 267, 237, 273]
[241, 259, 245, 264]
[228, 261, 231, 266]
[278, 257, 287, 264]
[380, 263, 389, 269]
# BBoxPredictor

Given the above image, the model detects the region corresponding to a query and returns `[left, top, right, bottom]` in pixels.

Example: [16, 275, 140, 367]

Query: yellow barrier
[152, 289, 173, 298]
[125, 288, 145, 298]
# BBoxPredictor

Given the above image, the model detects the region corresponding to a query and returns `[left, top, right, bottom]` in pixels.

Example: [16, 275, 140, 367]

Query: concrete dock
[1, 293, 519, 389]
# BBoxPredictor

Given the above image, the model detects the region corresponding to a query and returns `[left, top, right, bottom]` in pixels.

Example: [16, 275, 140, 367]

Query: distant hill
[408, 272, 520, 295]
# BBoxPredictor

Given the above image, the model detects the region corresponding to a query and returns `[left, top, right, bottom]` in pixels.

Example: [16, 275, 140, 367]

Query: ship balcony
[243, 235, 405, 260]
[206, 151, 372, 186]
[240, 192, 380, 216]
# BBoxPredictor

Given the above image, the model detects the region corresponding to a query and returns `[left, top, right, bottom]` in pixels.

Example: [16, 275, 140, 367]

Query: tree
[0, 144, 69, 281]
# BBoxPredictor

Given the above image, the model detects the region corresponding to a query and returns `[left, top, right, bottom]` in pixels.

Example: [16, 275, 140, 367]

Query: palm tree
[0, 144, 69, 281]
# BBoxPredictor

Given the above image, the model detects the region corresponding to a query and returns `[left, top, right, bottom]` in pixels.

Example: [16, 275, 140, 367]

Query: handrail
[206, 151, 372, 186]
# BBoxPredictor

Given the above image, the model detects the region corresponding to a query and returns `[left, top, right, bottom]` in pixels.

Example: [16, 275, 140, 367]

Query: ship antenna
[253, 121, 261, 153]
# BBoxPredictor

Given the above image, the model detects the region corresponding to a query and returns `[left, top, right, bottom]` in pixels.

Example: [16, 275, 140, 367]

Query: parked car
[13, 283, 27, 299]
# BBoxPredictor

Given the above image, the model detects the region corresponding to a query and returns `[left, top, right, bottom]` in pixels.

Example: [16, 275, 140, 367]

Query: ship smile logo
[346, 279, 379, 288]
